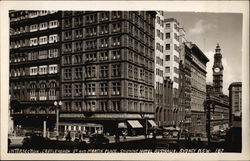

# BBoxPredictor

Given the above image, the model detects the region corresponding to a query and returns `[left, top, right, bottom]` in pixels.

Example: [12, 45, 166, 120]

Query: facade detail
[228, 82, 242, 122]
[9, 11, 62, 132]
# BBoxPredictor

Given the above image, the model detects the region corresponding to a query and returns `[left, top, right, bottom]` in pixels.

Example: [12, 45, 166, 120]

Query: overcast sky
[165, 12, 242, 95]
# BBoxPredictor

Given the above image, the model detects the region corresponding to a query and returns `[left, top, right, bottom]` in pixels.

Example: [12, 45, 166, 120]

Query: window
[74, 84, 82, 97]
[111, 36, 121, 46]
[49, 34, 59, 43]
[49, 82, 56, 100]
[74, 67, 83, 80]
[100, 38, 109, 48]
[30, 83, 37, 100]
[86, 83, 96, 95]
[29, 11, 39, 18]
[39, 22, 48, 30]
[112, 64, 121, 77]
[174, 77, 179, 83]
[74, 16, 82, 27]
[165, 55, 170, 61]
[85, 40, 97, 50]
[166, 33, 170, 39]
[86, 66, 96, 78]
[112, 22, 121, 33]
[86, 52, 97, 62]
[134, 67, 138, 79]
[74, 54, 82, 64]
[165, 67, 170, 73]
[30, 67, 38, 75]
[39, 65, 47, 75]
[38, 50, 48, 59]
[100, 12, 109, 21]
[64, 18, 71, 28]
[63, 43, 72, 53]
[174, 67, 179, 74]
[86, 14, 97, 24]
[74, 41, 83, 52]
[112, 82, 121, 95]
[86, 27, 97, 37]
[100, 101, 108, 111]
[134, 84, 138, 97]
[30, 24, 38, 32]
[139, 85, 144, 98]
[166, 23, 170, 29]
[49, 64, 58, 74]
[63, 55, 72, 65]
[64, 31, 72, 40]
[140, 69, 144, 80]
[100, 24, 109, 35]
[49, 48, 58, 58]
[174, 55, 179, 62]
[100, 51, 108, 61]
[128, 82, 133, 96]
[112, 11, 121, 19]
[112, 101, 120, 111]
[40, 10, 48, 16]
[174, 44, 179, 51]
[128, 64, 133, 78]
[100, 82, 108, 95]
[63, 84, 72, 97]
[39, 36, 48, 45]
[111, 50, 121, 60]
[63, 68, 72, 80]
[30, 38, 38, 46]
[49, 20, 59, 28]
[174, 33, 178, 40]
[39, 83, 47, 100]
[86, 101, 96, 111]
[166, 44, 170, 50]
[74, 29, 83, 39]
[100, 65, 108, 77]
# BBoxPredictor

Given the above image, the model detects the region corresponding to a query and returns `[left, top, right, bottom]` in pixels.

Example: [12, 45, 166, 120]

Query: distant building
[187, 42, 209, 136]
[228, 82, 242, 124]
[154, 11, 165, 126]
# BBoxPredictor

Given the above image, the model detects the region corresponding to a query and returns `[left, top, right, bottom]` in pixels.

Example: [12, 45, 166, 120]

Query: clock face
[214, 67, 220, 73]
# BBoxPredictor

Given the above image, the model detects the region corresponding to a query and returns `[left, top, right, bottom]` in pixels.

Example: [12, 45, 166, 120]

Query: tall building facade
[154, 11, 165, 126]
[228, 82, 242, 121]
[187, 43, 209, 136]
[9, 11, 157, 136]
[60, 11, 157, 135]
[9, 11, 62, 132]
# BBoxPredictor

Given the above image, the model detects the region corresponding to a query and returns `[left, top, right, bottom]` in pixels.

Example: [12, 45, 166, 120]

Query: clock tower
[213, 43, 224, 94]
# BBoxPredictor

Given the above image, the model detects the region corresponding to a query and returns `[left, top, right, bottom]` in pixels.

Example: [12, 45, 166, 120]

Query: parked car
[89, 134, 109, 144]
[22, 132, 49, 148]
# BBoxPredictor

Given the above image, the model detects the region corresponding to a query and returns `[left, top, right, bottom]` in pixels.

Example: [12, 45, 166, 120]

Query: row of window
[62, 81, 121, 97]
[128, 64, 154, 85]
[165, 43, 180, 52]
[30, 34, 59, 46]
[9, 11, 58, 22]
[29, 65, 58, 75]
[156, 68, 163, 77]
[29, 20, 59, 32]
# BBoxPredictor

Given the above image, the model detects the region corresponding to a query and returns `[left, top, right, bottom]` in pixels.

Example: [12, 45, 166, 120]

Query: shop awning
[118, 122, 127, 128]
[148, 120, 157, 127]
[127, 120, 143, 128]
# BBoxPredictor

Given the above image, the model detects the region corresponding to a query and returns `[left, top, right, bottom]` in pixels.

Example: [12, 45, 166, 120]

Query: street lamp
[141, 114, 150, 139]
[54, 100, 62, 139]
[203, 100, 215, 147]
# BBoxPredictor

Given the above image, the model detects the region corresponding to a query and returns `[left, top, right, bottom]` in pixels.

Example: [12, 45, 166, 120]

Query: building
[9, 11, 62, 134]
[187, 42, 209, 136]
[163, 18, 186, 127]
[206, 84, 230, 134]
[213, 43, 224, 94]
[60, 11, 157, 135]
[228, 82, 242, 123]
[154, 11, 165, 126]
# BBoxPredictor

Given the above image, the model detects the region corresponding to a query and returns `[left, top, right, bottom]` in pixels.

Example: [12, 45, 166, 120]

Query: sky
[165, 12, 243, 95]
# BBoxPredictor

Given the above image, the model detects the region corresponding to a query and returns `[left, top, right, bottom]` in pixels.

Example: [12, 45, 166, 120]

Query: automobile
[22, 132, 50, 148]
[89, 133, 109, 145]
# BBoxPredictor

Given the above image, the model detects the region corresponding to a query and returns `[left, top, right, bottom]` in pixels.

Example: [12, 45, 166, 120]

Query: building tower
[213, 43, 223, 94]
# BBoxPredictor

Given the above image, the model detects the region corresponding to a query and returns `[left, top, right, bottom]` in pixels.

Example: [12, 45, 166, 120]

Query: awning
[118, 122, 127, 128]
[127, 120, 143, 128]
[148, 120, 157, 127]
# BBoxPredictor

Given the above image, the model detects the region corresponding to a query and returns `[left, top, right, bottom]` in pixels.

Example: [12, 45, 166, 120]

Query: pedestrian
[197, 138, 203, 148]
[122, 129, 127, 141]
[66, 131, 71, 141]
[115, 132, 120, 143]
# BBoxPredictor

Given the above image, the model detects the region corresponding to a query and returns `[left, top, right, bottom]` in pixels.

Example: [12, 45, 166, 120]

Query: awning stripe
[127, 120, 143, 128]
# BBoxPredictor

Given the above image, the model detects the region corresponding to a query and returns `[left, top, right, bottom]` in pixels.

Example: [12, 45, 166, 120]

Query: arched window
[49, 81, 56, 100]
[30, 83, 37, 101]
[39, 107, 46, 114]
[39, 83, 47, 100]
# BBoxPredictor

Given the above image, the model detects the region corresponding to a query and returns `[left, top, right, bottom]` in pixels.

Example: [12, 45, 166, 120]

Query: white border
[1, 1, 249, 160]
